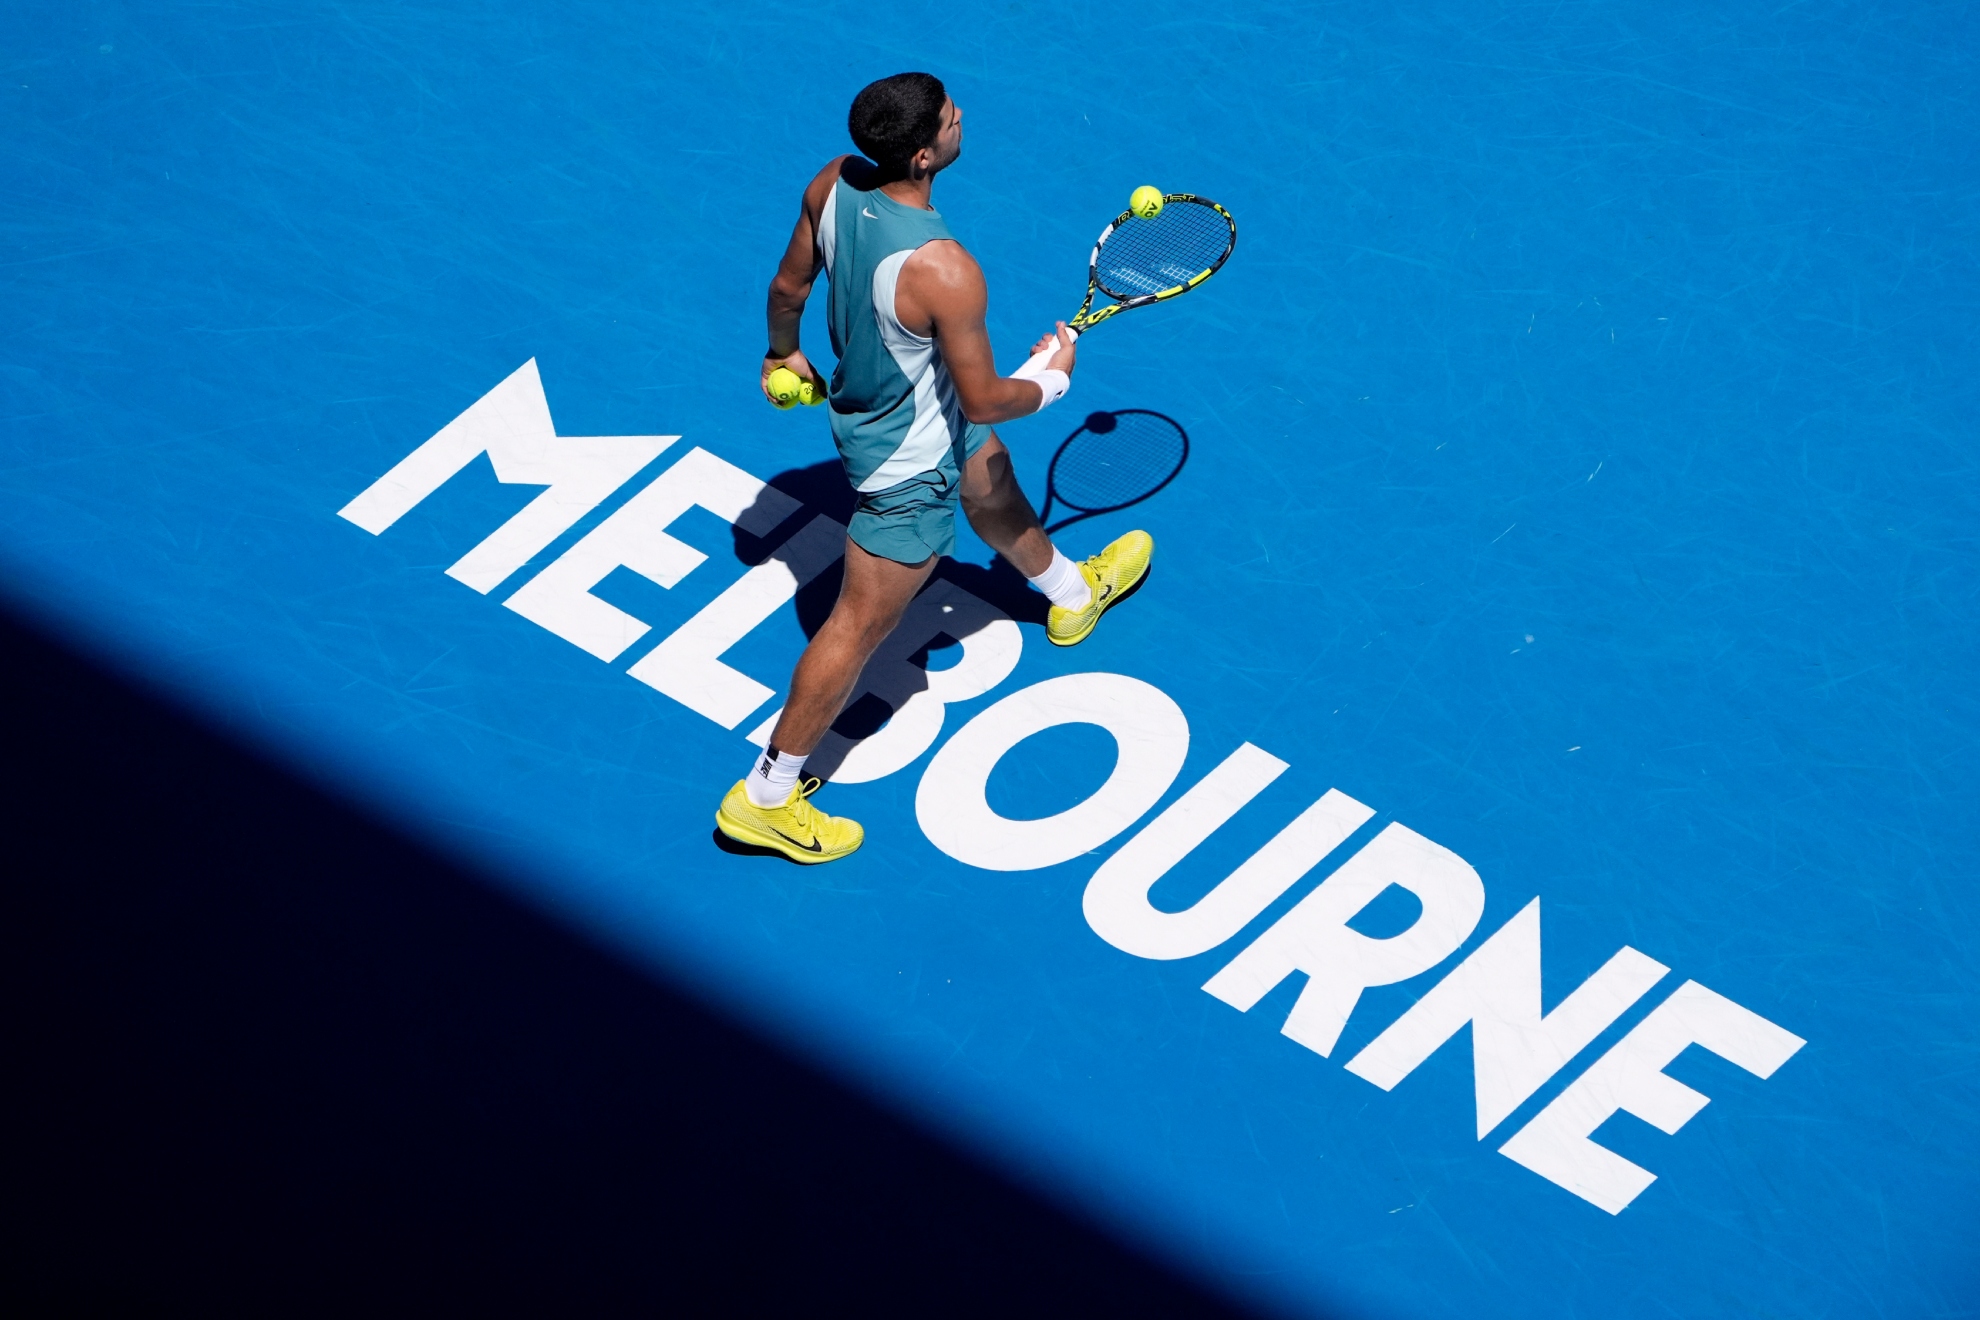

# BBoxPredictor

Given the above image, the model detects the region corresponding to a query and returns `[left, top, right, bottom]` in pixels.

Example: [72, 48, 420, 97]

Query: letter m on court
[338, 359, 676, 593]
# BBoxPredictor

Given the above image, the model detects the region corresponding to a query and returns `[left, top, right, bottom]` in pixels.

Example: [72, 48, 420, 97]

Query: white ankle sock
[745, 745, 806, 806]
[1028, 549, 1093, 611]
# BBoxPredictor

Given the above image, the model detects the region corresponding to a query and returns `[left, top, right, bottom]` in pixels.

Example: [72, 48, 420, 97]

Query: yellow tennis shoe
[716, 777, 864, 864]
[1047, 529, 1154, 647]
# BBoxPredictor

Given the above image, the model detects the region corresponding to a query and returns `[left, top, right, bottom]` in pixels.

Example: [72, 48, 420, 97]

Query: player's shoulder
[802, 155, 885, 210]
[901, 236, 981, 300]
[910, 236, 977, 275]
[801, 156, 852, 211]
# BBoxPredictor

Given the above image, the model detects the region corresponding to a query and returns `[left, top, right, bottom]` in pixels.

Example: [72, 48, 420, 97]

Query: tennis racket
[1038, 409, 1191, 533]
[1017, 194, 1237, 374]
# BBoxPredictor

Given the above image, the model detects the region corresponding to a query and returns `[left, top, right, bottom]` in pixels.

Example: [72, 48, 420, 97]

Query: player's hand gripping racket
[1017, 191, 1237, 375]
[1037, 409, 1190, 533]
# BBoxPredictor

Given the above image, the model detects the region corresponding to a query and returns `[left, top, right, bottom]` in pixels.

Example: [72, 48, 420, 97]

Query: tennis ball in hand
[797, 377, 822, 406]
[766, 366, 803, 409]
[1130, 185, 1164, 219]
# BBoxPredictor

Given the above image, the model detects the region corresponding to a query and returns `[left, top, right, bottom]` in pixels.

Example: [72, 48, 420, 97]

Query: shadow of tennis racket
[1038, 410, 1191, 534]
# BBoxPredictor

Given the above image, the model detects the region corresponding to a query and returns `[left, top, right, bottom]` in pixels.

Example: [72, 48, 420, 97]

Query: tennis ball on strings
[796, 377, 823, 406]
[1129, 185, 1164, 219]
[766, 366, 803, 409]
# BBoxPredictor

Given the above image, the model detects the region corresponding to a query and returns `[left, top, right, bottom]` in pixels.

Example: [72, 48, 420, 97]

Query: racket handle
[1013, 326, 1079, 381]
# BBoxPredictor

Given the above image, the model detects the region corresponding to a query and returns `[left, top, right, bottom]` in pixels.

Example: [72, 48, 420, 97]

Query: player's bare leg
[963, 431, 1154, 648]
[714, 540, 931, 862]
[767, 542, 935, 756]
[959, 433, 1054, 577]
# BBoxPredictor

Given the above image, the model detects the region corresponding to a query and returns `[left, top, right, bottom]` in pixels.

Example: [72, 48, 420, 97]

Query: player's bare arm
[760, 157, 848, 402]
[892, 240, 1077, 423]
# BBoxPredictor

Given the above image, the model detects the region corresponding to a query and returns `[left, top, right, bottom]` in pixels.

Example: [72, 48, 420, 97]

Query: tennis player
[715, 72, 1153, 864]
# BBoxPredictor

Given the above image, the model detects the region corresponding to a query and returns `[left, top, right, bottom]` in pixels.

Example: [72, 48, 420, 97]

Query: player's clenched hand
[1028, 322, 1078, 375]
[762, 349, 826, 405]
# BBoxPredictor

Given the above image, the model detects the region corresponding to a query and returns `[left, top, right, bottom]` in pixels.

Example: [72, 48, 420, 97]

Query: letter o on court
[916, 673, 1189, 871]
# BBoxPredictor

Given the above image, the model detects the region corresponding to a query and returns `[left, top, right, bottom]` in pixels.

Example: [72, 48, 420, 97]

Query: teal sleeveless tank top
[818, 176, 977, 493]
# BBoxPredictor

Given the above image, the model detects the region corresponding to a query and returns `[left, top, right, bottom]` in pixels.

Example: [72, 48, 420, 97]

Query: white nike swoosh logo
[862, 207, 878, 219]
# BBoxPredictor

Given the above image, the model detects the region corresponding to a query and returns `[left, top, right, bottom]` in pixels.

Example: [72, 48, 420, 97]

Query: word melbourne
[340, 361, 1804, 1216]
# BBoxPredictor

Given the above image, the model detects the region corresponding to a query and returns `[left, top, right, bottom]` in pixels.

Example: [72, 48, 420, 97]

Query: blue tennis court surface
[6, 3, 1976, 1315]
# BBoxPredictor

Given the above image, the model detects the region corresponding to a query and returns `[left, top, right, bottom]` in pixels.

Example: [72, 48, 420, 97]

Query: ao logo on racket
[340, 360, 1806, 1217]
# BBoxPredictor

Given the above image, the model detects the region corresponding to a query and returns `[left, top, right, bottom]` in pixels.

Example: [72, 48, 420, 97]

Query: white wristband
[1012, 326, 1079, 382]
[1012, 327, 1076, 413]
[1025, 368, 1070, 412]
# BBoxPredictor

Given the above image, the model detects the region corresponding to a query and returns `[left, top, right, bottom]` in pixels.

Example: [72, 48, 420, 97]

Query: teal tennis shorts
[846, 422, 993, 565]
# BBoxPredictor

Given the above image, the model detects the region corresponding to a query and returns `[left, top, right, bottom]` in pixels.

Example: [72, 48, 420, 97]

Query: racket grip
[1013, 326, 1079, 381]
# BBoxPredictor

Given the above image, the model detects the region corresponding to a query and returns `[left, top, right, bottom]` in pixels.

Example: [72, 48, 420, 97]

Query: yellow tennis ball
[766, 366, 802, 408]
[797, 377, 822, 406]
[1130, 185, 1164, 219]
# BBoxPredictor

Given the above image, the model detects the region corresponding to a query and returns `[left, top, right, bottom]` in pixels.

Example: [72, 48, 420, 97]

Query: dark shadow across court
[0, 602, 1262, 1318]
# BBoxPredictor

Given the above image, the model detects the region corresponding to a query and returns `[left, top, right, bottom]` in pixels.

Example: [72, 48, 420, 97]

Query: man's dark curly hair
[848, 73, 948, 179]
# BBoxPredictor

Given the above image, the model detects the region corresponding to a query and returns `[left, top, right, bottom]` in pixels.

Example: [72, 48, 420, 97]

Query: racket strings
[1094, 202, 1233, 301]
[1050, 412, 1188, 513]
